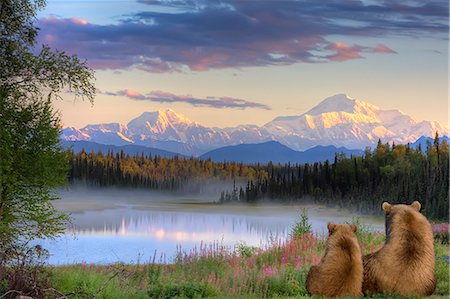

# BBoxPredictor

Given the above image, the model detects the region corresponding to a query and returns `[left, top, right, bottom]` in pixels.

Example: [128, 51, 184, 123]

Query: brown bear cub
[306, 223, 363, 297]
[363, 201, 436, 296]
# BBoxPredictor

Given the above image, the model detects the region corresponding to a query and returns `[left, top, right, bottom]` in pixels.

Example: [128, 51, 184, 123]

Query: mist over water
[40, 187, 384, 265]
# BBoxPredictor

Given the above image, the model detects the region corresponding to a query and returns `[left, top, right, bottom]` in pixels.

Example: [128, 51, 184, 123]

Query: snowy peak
[305, 94, 380, 117]
[271, 94, 379, 123]
[163, 109, 194, 126]
[126, 109, 196, 142]
[127, 109, 193, 129]
[306, 94, 356, 115]
[84, 123, 128, 133]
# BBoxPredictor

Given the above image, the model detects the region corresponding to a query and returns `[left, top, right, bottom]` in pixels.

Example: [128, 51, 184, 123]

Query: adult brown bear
[306, 223, 363, 297]
[363, 201, 436, 296]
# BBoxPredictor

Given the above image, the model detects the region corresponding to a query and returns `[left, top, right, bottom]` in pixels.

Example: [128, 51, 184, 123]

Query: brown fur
[306, 223, 363, 297]
[363, 201, 436, 296]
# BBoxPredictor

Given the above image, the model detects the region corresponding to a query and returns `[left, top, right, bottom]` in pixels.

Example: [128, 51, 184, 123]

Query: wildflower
[312, 252, 319, 264]
[264, 265, 274, 277]
[305, 255, 310, 264]
[281, 254, 288, 265]
[296, 255, 302, 270]
[433, 223, 449, 234]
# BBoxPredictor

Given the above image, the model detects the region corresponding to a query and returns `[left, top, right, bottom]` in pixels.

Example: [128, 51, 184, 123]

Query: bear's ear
[382, 202, 391, 214]
[327, 223, 336, 234]
[411, 201, 421, 212]
[350, 224, 357, 233]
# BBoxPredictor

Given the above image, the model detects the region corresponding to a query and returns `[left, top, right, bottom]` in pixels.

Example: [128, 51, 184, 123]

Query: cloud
[372, 43, 397, 54]
[37, 0, 446, 72]
[324, 41, 396, 62]
[326, 42, 364, 62]
[70, 17, 89, 25]
[99, 89, 271, 110]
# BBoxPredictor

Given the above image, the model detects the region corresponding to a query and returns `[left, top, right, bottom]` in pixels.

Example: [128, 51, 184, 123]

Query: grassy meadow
[47, 217, 449, 299]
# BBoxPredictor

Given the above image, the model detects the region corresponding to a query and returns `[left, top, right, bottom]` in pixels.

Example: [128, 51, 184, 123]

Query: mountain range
[61, 94, 448, 156]
[62, 140, 364, 164]
[63, 135, 446, 165]
[199, 141, 363, 164]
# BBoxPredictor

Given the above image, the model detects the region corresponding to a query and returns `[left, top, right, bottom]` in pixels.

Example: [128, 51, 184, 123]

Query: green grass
[435, 243, 450, 296]
[49, 237, 449, 298]
[50, 264, 148, 298]
[47, 215, 449, 298]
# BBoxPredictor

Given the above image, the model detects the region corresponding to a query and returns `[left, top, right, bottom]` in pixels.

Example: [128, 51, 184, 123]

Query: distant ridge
[410, 135, 449, 150]
[61, 140, 186, 158]
[199, 141, 363, 164]
[62, 136, 448, 164]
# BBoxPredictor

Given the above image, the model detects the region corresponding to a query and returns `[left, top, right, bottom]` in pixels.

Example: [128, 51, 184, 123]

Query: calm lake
[39, 188, 384, 265]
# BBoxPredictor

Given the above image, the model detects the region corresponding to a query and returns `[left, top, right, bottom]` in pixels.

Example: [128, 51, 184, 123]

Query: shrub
[235, 242, 257, 258]
[148, 281, 219, 299]
[0, 245, 52, 298]
[433, 223, 449, 244]
[290, 208, 312, 238]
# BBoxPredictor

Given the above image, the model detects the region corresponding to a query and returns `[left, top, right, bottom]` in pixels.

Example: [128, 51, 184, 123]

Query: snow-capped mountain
[62, 109, 236, 155]
[263, 94, 448, 149]
[61, 94, 448, 155]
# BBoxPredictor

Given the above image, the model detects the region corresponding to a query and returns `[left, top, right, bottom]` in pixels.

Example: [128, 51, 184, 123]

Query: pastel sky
[38, 0, 448, 128]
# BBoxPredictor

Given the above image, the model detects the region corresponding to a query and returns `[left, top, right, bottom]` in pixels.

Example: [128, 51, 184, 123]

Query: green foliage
[51, 265, 148, 299]
[0, 99, 69, 244]
[0, 0, 95, 297]
[148, 281, 219, 299]
[262, 265, 308, 297]
[434, 241, 450, 297]
[69, 151, 266, 193]
[47, 237, 448, 299]
[347, 217, 373, 242]
[223, 138, 449, 221]
[235, 242, 257, 258]
[290, 208, 312, 238]
[433, 223, 449, 245]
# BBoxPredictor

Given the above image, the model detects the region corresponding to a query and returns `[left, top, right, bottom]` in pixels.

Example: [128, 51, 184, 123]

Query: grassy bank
[49, 221, 449, 299]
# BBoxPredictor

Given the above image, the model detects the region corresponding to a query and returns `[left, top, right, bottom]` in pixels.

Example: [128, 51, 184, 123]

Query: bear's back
[363, 202, 435, 296]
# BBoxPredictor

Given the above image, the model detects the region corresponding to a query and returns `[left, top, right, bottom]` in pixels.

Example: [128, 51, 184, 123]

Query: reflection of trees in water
[67, 210, 293, 242]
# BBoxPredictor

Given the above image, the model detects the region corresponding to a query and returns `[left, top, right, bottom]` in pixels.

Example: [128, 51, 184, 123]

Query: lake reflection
[39, 189, 383, 265]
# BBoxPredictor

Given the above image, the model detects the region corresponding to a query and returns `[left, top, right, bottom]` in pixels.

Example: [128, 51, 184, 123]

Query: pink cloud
[116, 89, 145, 100]
[326, 42, 364, 62]
[373, 43, 397, 54]
[40, 16, 88, 26]
[70, 18, 89, 25]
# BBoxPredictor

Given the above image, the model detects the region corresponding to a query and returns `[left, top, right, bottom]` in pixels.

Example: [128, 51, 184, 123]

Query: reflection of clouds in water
[68, 211, 292, 245]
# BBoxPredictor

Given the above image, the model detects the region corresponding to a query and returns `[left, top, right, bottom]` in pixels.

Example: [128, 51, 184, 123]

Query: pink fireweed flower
[207, 272, 216, 284]
[305, 255, 311, 265]
[262, 265, 275, 278]
[296, 255, 302, 270]
[433, 223, 449, 234]
[312, 253, 319, 264]
[281, 254, 288, 265]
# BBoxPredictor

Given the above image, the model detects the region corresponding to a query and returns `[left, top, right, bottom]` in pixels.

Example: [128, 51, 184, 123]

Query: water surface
[40, 188, 383, 264]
